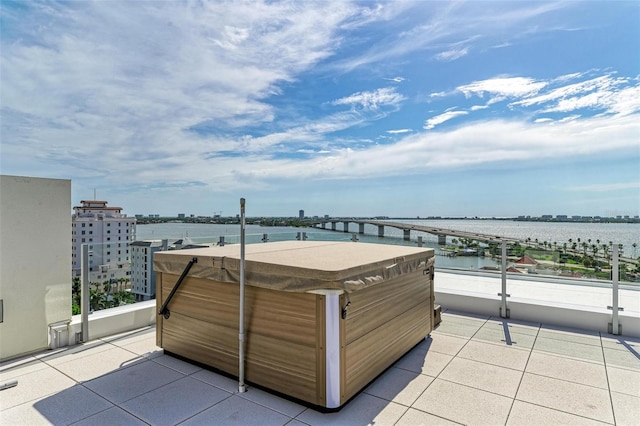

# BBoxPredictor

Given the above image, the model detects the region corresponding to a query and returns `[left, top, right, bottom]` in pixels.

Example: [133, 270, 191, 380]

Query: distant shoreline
[135, 216, 640, 225]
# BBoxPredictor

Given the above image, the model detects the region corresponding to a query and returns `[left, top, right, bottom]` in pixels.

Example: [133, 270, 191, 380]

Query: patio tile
[181, 394, 291, 425]
[433, 322, 481, 338]
[600, 334, 640, 352]
[363, 366, 434, 406]
[0, 355, 48, 380]
[603, 347, 640, 371]
[191, 369, 239, 393]
[434, 315, 485, 338]
[533, 336, 604, 364]
[611, 391, 640, 426]
[394, 348, 453, 377]
[395, 407, 460, 425]
[0, 365, 76, 410]
[438, 357, 523, 398]
[2, 385, 112, 425]
[525, 351, 608, 389]
[507, 400, 609, 426]
[412, 378, 512, 426]
[472, 326, 537, 349]
[538, 326, 601, 347]
[239, 387, 306, 418]
[416, 334, 468, 356]
[441, 310, 489, 322]
[484, 316, 541, 335]
[35, 339, 115, 366]
[606, 366, 640, 396]
[54, 345, 147, 382]
[457, 339, 530, 371]
[71, 406, 148, 425]
[84, 359, 184, 404]
[296, 392, 407, 426]
[153, 354, 202, 375]
[99, 326, 156, 344]
[516, 372, 614, 424]
[285, 420, 310, 426]
[120, 337, 164, 359]
[121, 376, 231, 425]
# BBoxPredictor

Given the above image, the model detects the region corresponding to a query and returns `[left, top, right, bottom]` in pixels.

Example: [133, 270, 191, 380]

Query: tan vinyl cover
[154, 241, 434, 293]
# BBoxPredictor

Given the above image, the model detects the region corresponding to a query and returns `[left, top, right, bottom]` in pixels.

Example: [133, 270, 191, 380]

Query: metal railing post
[608, 244, 623, 335]
[499, 241, 510, 318]
[239, 198, 247, 393]
[81, 244, 90, 342]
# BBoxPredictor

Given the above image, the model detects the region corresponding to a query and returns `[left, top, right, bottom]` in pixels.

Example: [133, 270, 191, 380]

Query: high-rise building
[299, 209, 304, 219]
[130, 239, 168, 301]
[71, 200, 136, 283]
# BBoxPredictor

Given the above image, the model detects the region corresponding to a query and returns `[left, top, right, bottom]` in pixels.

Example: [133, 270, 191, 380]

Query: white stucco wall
[0, 175, 72, 359]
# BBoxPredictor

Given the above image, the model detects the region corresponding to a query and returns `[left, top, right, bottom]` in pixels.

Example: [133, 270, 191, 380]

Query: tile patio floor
[1, 310, 639, 425]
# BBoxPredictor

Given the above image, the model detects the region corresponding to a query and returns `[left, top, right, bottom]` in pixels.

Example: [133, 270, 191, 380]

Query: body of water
[135, 219, 639, 271]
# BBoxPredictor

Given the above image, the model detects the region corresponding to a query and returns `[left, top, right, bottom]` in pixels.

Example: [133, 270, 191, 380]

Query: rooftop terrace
[2, 308, 639, 425]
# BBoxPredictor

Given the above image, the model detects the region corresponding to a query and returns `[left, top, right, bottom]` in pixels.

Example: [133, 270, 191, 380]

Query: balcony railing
[69, 231, 639, 349]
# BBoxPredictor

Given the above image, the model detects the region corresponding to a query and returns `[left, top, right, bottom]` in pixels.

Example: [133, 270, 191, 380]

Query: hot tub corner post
[239, 197, 247, 393]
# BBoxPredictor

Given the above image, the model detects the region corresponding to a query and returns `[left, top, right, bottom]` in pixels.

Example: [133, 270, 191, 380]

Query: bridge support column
[359, 223, 365, 234]
[403, 229, 411, 241]
[438, 235, 447, 245]
[331, 222, 337, 231]
[378, 225, 384, 238]
[343, 221, 350, 233]
[321, 222, 326, 229]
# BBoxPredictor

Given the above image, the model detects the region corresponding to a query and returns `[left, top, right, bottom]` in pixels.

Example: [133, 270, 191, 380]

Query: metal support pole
[499, 241, 509, 318]
[81, 244, 90, 342]
[609, 244, 621, 335]
[238, 198, 247, 393]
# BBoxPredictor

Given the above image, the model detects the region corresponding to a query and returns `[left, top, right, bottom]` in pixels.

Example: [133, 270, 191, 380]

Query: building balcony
[2, 271, 638, 425]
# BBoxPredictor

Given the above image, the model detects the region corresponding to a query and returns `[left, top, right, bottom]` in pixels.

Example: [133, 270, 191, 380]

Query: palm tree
[633, 242, 638, 258]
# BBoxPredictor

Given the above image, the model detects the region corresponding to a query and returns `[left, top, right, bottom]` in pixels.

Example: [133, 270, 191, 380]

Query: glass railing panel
[80, 221, 638, 324]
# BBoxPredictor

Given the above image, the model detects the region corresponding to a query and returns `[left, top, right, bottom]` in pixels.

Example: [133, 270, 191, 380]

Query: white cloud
[457, 77, 547, 100]
[384, 77, 405, 83]
[424, 111, 468, 130]
[387, 129, 412, 134]
[565, 182, 640, 192]
[470, 105, 489, 111]
[508, 74, 640, 117]
[262, 113, 640, 181]
[331, 1, 573, 73]
[434, 47, 469, 62]
[331, 87, 406, 111]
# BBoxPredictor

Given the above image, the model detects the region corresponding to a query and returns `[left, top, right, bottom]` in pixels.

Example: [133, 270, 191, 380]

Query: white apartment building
[72, 200, 136, 283]
[130, 239, 168, 301]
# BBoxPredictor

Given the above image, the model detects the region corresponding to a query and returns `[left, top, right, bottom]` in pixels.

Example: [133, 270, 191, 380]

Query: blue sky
[1, 1, 639, 218]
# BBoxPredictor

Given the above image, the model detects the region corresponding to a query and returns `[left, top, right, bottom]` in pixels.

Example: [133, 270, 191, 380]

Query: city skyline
[1, 1, 639, 218]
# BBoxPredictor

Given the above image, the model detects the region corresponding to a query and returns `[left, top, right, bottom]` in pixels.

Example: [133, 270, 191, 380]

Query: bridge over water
[307, 219, 521, 245]
[306, 219, 638, 265]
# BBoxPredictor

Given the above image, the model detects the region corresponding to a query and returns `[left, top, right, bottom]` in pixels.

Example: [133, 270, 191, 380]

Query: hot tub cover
[153, 240, 434, 293]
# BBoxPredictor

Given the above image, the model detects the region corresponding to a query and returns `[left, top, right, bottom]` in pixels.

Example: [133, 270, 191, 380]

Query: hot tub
[154, 241, 435, 410]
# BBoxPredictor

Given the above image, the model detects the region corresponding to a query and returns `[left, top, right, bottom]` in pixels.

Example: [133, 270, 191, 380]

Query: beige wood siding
[157, 273, 325, 405]
[341, 270, 432, 403]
